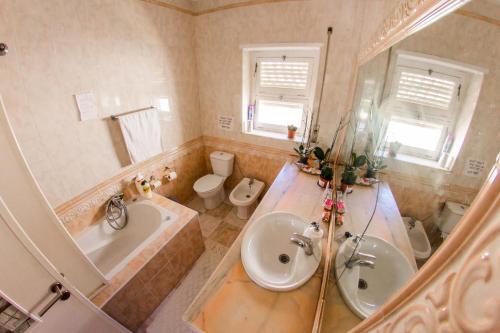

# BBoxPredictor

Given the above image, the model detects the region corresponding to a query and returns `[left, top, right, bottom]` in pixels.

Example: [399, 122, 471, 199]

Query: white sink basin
[335, 235, 416, 318]
[241, 211, 322, 291]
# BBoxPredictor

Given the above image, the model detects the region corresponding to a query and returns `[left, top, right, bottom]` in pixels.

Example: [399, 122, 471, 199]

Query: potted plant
[389, 141, 402, 157]
[340, 153, 367, 192]
[287, 125, 298, 139]
[294, 144, 313, 165]
[313, 146, 331, 169]
[318, 164, 333, 188]
[365, 155, 387, 179]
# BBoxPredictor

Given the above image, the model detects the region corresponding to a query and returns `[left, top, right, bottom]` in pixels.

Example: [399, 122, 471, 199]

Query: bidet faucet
[290, 233, 314, 256]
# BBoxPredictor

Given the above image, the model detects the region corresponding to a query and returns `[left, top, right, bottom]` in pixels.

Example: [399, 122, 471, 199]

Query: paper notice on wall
[75, 92, 98, 121]
[463, 158, 485, 178]
[218, 115, 234, 131]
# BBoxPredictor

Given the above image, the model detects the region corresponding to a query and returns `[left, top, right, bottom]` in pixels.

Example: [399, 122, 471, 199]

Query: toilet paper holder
[164, 166, 177, 182]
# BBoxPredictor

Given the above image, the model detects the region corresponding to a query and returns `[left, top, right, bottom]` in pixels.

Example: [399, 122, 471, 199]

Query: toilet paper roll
[166, 171, 177, 181]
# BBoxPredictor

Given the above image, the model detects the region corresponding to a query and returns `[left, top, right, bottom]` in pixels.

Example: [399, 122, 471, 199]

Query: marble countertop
[184, 161, 331, 333]
[91, 193, 198, 307]
[319, 178, 417, 332]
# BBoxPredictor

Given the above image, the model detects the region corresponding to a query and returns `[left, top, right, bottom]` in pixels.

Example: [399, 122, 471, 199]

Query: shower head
[0, 43, 8, 56]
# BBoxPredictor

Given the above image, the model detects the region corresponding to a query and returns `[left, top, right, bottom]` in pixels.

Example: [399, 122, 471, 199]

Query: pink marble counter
[184, 161, 331, 333]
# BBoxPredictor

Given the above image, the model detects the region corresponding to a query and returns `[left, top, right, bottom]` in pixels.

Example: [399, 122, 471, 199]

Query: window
[384, 55, 464, 161]
[243, 47, 320, 138]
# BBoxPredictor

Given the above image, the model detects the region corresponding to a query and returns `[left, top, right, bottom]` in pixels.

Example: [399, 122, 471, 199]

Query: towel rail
[110, 106, 156, 120]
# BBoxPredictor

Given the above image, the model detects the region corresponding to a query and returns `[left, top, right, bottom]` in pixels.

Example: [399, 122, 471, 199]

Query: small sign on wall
[463, 158, 485, 178]
[218, 115, 234, 131]
[75, 92, 98, 121]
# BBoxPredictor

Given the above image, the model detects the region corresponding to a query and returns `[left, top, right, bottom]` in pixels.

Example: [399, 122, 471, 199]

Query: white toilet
[435, 201, 469, 239]
[229, 178, 265, 219]
[193, 151, 234, 210]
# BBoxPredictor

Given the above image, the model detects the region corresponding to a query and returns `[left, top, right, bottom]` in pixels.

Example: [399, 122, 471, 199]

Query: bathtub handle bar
[38, 282, 71, 317]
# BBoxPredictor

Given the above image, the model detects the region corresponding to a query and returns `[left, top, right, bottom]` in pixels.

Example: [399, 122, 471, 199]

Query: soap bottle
[343, 235, 362, 260]
[135, 173, 153, 199]
[304, 222, 323, 247]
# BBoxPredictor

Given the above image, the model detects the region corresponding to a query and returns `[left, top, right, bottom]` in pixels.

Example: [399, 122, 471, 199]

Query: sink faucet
[290, 233, 314, 256]
[345, 252, 377, 269]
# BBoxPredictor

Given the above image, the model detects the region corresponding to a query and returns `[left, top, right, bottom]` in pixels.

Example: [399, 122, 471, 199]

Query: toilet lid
[194, 174, 224, 193]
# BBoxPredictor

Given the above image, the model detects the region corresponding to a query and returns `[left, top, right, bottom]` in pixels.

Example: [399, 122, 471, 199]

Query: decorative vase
[317, 177, 330, 188]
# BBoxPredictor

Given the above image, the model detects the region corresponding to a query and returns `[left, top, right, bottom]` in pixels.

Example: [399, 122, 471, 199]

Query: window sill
[385, 152, 451, 171]
[244, 129, 303, 143]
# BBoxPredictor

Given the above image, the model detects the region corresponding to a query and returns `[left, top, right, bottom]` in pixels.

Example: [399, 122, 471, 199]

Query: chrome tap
[345, 259, 376, 269]
[345, 252, 377, 269]
[290, 233, 314, 256]
[248, 178, 255, 191]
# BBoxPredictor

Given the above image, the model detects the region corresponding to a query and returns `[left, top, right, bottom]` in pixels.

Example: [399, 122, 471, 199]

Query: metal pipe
[110, 106, 155, 120]
[311, 27, 333, 143]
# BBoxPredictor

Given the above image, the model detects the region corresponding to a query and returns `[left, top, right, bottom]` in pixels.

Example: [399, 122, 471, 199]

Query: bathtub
[75, 199, 177, 281]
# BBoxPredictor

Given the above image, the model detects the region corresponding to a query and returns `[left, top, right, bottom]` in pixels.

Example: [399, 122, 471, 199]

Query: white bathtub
[75, 199, 177, 281]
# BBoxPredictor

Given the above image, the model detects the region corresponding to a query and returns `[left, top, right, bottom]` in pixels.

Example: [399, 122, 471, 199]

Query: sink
[241, 211, 322, 291]
[335, 235, 416, 318]
[402, 217, 432, 260]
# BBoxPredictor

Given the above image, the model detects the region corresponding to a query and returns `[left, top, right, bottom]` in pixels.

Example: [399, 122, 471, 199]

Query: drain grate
[279, 254, 290, 264]
[358, 278, 368, 290]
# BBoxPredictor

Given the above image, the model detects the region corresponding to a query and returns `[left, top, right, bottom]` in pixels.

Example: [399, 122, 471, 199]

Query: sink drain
[358, 279, 368, 290]
[246, 194, 251, 198]
[278, 254, 290, 264]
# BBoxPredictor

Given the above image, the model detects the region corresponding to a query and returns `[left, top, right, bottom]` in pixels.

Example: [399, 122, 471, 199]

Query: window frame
[383, 53, 466, 161]
[244, 47, 320, 137]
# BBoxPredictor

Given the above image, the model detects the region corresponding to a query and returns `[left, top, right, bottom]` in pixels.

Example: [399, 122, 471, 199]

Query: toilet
[229, 178, 265, 219]
[435, 201, 469, 239]
[193, 151, 234, 210]
[402, 217, 432, 261]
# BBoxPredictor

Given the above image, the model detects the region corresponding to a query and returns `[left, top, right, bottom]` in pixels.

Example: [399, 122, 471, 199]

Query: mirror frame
[319, 0, 500, 331]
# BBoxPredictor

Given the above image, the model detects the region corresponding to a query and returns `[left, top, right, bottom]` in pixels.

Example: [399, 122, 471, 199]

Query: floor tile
[209, 221, 240, 247]
[204, 238, 229, 258]
[185, 196, 206, 214]
[198, 213, 222, 238]
[223, 208, 248, 229]
[205, 202, 233, 218]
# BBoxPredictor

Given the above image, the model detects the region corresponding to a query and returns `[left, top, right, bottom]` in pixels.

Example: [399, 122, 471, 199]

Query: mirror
[322, 0, 499, 330]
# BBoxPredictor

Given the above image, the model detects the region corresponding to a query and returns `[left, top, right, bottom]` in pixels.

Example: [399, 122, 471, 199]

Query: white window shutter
[388, 66, 461, 124]
[259, 61, 310, 90]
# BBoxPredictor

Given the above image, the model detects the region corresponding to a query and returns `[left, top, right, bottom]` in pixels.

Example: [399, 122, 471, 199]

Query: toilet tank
[210, 151, 234, 177]
[438, 201, 468, 234]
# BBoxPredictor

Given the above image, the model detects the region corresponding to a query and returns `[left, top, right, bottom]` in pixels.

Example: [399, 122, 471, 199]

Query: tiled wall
[57, 137, 208, 235]
[202, 136, 290, 194]
[102, 216, 204, 331]
[0, 0, 200, 206]
[194, 0, 398, 151]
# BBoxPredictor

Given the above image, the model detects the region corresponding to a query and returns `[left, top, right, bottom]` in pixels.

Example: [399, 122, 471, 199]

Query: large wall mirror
[321, 0, 499, 331]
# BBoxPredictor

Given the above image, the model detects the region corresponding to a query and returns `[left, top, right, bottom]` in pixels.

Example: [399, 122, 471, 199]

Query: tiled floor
[138, 196, 248, 333]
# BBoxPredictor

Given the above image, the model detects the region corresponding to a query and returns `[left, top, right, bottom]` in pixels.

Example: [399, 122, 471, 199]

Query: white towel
[118, 109, 163, 164]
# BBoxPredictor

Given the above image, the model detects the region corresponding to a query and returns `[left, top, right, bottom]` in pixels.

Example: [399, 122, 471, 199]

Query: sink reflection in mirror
[322, 0, 499, 330]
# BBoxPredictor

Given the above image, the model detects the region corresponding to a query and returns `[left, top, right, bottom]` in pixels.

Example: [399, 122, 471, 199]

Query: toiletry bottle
[304, 222, 323, 247]
[135, 173, 153, 199]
